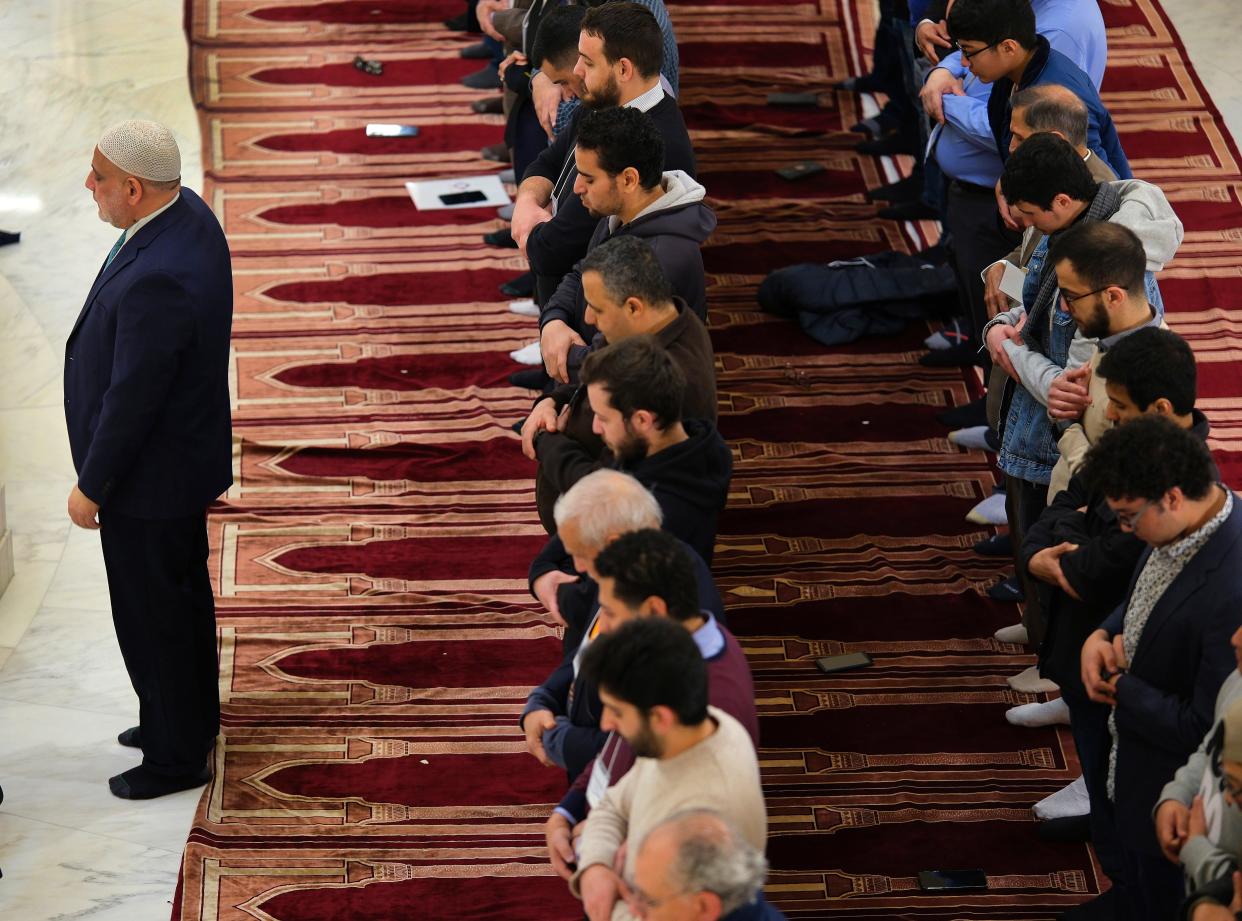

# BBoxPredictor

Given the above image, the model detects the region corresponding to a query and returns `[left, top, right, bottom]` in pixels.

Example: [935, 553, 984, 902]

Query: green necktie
[103, 230, 127, 269]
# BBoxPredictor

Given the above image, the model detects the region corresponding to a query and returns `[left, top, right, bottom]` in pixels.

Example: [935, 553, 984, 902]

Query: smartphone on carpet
[917, 869, 988, 892]
[776, 161, 826, 181]
[767, 91, 820, 107]
[439, 190, 489, 206]
[814, 652, 872, 674]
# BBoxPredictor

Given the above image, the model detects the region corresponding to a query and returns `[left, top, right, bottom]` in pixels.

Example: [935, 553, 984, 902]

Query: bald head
[634, 810, 768, 920]
[1010, 84, 1090, 151]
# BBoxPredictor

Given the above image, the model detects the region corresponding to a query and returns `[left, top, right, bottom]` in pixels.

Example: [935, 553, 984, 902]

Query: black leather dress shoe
[973, 533, 1012, 557]
[472, 96, 503, 115]
[500, 272, 534, 297]
[868, 173, 922, 202]
[936, 396, 987, 429]
[856, 132, 918, 156]
[118, 726, 142, 748]
[483, 228, 517, 248]
[509, 368, 550, 390]
[878, 199, 938, 221]
[109, 764, 211, 800]
[460, 41, 492, 59]
[987, 575, 1025, 603]
[1037, 814, 1090, 843]
[461, 66, 500, 90]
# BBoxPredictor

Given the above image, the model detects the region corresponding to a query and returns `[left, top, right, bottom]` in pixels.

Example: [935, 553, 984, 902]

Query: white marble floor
[0, 1, 205, 917]
[0, 0, 1239, 917]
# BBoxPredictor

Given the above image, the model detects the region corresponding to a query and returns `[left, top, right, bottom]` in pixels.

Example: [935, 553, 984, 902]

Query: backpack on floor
[757, 251, 957, 347]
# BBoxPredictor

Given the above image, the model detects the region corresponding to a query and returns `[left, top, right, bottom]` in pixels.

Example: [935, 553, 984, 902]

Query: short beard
[1079, 301, 1112, 340]
[611, 422, 649, 467]
[628, 717, 663, 759]
[583, 72, 622, 109]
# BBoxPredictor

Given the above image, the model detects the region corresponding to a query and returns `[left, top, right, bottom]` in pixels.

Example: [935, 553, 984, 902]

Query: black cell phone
[366, 123, 419, 137]
[767, 91, 820, 107]
[917, 869, 988, 892]
[815, 652, 872, 674]
[439, 190, 489, 206]
[775, 161, 826, 181]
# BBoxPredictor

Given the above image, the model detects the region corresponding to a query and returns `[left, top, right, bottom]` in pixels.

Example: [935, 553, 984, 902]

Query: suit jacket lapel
[1133, 500, 1242, 664]
[67, 196, 186, 343]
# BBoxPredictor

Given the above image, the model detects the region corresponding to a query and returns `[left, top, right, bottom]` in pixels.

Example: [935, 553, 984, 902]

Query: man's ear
[617, 56, 636, 82]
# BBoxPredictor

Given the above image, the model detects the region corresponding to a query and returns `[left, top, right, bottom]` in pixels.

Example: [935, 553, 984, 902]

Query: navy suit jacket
[64, 188, 233, 519]
[1100, 494, 1242, 852]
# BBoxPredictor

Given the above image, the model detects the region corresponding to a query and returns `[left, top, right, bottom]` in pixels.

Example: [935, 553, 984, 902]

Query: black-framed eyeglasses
[955, 40, 1000, 61]
[1060, 286, 1110, 307]
[1115, 498, 1157, 531]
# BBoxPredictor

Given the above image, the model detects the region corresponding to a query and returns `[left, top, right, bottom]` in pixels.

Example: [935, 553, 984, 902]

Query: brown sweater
[533, 299, 717, 532]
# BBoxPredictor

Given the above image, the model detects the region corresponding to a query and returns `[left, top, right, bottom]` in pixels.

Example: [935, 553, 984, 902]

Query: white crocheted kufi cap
[97, 120, 181, 183]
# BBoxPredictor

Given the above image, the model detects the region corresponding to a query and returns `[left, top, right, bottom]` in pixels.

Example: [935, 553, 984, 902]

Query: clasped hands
[1079, 629, 1129, 706]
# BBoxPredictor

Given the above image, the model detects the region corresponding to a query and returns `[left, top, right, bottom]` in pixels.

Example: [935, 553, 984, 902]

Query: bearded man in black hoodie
[532, 335, 731, 567]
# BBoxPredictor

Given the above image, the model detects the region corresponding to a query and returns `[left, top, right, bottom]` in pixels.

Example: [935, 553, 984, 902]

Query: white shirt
[625, 81, 665, 114]
[121, 191, 180, 249]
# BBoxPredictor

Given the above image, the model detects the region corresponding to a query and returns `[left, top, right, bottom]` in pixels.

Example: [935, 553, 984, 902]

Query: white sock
[966, 492, 1007, 526]
[994, 622, 1028, 644]
[1005, 697, 1071, 728]
[508, 299, 539, 317]
[1033, 775, 1089, 820]
[509, 341, 542, 365]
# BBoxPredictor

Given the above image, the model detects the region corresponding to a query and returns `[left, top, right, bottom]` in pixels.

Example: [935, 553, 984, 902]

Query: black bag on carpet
[757, 251, 956, 347]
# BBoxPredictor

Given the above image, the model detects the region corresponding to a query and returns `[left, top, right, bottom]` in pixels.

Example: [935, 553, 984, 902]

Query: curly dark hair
[580, 616, 709, 725]
[1097, 327, 1197, 416]
[1000, 133, 1098, 210]
[1079, 414, 1215, 502]
[576, 106, 664, 189]
[594, 528, 700, 621]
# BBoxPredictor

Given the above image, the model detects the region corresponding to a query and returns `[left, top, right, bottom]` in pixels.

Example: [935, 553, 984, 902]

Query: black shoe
[936, 396, 987, 429]
[1058, 889, 1118, 921]
[1037, 814, 1091, 843]
[461, 66, 500, 90]
[484, 228, 517, 249]
[472, 96, 504, 115]
[878, 199, 937, 221]
[987, 575, 1025, 603]
[460, 41, 492, 59]
[0, 230, 19, 247]
[855, 132, 918, 157]
[481, 142, 511, 163]
[500, 272, 534, 298]
[919, 342, 979, 368]
[509, 368, 550, 390]
[118, 726, 142, 748]
[973, 533, 1012, 557]
[834, 75, 881, 93]
[109, 764, 211, 800]
[444, 12, 469, 31]
[850, 112, 899, 138]
[868, 173, 922, 202]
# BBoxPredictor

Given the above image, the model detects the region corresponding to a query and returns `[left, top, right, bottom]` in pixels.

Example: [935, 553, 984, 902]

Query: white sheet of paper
[405, 174, 511, 210]
[999, 260, 1027, 303]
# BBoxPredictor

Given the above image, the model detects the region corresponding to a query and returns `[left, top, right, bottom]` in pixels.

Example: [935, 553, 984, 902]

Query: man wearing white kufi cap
[65, 119, 233, 800]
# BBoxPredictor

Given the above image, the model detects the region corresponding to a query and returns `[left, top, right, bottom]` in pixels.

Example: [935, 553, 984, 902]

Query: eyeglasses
[1114, 499, 1157, 531]
[1060, 286, 1110, 307]
[956, 40, 1000, 61]
[625, 879, 690, 917]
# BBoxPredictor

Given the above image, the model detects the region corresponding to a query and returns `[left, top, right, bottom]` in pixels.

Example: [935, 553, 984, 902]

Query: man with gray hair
[521, 470, 723, 779]
[65, 119, 232, 799]
[629, 810, 786, 920]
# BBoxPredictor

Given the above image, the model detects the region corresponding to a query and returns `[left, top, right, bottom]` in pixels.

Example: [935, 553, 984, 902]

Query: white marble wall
[0, 0, 1238, 917]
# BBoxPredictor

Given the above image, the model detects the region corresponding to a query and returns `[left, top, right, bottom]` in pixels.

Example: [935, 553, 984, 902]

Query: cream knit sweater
[569, 707, 767, 920]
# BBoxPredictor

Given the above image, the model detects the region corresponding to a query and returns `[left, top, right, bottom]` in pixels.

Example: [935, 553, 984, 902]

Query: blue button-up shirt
[931, 72, 1002, 186]
[935, 0, 1107, 89]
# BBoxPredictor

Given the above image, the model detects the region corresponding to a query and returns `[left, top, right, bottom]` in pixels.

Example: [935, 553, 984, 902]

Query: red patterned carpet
[174, 0, 1242, 918]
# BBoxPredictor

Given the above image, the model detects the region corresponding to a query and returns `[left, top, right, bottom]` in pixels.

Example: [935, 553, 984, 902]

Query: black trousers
[1004, 474, 1049, 647]
[943, 181, 1021, 353]
[99, 508, 219, 776]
